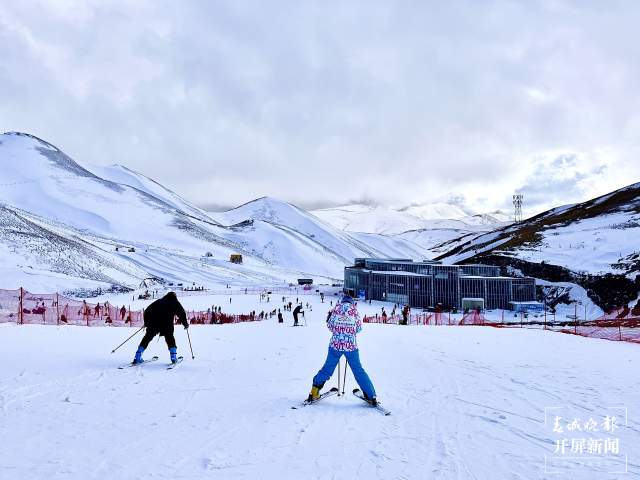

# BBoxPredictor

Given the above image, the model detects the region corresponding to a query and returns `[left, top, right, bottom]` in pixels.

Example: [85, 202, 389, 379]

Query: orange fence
[0, 288, 266, 327]
[363, 307, 640, 344]
[3, 287, 638, 344]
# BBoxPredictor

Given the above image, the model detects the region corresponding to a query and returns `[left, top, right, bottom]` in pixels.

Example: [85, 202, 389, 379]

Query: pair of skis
[118, 356, 183, 370]
[291, 387, 391, 416]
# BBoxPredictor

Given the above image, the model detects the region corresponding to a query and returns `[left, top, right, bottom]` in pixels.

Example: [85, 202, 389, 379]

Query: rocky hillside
[436, 182, 640, 310]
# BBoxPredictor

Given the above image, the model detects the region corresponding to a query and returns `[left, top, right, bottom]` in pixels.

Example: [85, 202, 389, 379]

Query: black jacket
[293, 305, 303, 317]
[143, 292, 188, 335]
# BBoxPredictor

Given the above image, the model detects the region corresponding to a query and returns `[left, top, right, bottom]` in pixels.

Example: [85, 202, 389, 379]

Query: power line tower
[513, 194, 523, 223]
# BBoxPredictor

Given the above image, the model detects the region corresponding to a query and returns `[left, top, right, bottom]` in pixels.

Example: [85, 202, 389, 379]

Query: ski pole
[186, 327, 195, 359]
[111, 325, 144, 353]
[337, 358, 341, 396]
[342, 359, 348, 395]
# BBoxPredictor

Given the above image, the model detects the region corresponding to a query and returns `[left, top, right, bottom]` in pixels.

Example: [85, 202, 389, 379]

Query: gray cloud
[1, 0, 639, 214]
[515, 154, 609, 214]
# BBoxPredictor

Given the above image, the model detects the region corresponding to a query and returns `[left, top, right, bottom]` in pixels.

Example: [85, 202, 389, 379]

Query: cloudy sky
[1, 1, 639, 216]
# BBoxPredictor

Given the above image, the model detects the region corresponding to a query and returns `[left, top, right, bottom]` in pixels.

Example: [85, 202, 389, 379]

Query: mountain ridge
[435, 182, 640, 309]
[0, 132, 437, 290]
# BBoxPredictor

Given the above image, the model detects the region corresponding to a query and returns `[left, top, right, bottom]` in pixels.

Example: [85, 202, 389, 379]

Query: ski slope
[1, 293, 637, 480]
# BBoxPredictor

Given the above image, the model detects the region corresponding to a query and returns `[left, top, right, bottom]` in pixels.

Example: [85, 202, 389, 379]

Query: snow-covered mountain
[0, 132, 438, 290]
[436, 182, 640, 309]
[209, 196, 431, 266]
[310, 202, 510, 260]
[311, 202, 509, 235]
[5, 130, 635, 310]
[90, 164, 214, 223]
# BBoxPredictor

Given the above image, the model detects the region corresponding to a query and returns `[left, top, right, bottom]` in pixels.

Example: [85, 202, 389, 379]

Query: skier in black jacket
[293, 304, 303, 326]
[133, 292, 188, 364]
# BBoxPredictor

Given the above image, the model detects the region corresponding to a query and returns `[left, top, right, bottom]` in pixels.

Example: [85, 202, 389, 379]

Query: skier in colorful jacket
[308, 293, 377, 404]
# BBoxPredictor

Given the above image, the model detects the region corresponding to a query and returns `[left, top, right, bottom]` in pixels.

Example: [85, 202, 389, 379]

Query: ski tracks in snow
[3, 323, 640, 479]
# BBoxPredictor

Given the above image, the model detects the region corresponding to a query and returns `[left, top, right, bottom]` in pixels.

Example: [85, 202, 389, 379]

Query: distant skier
[401, 305, 410, 325]
[132, 292, 188, 364]
[293, 304, 303, 326]
[277, 309, 283, 323]
[307, 293, 377, 405]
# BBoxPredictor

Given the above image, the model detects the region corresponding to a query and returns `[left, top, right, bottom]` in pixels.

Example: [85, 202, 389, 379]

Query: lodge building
[344, 258, 536, 310]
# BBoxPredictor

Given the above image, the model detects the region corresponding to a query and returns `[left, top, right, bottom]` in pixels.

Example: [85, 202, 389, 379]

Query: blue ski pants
[313, 347, 376, 399]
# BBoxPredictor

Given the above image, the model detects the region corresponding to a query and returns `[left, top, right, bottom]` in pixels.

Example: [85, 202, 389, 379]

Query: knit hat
[341, 294, 354, 304]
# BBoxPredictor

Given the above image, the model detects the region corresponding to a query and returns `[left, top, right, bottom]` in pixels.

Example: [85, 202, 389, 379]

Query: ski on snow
[118, 356, 159, 369]
[166, 356, 184, 370]
[291, 387, 339, 409]
[352, 388, 391, 416]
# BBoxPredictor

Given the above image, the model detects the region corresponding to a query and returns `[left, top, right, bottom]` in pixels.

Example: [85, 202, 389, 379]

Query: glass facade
[459, 265, 501, 277]
[432, 266, 460, 309]
[485, 278, 512, 309]
[386, 275, 410, 304]
[362, 259, 439, 274]
[345, 259, 535, 310]
[459, 277, 485, 300]
[345, 268, 370, 294]
[511, 277, 536, 302]
[408, 275, 434, 308]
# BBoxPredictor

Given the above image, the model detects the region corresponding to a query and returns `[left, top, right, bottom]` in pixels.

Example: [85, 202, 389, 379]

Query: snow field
[1, 292, 638, 479]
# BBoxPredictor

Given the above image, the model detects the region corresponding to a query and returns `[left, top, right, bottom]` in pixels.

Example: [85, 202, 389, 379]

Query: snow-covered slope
[0, 132, 224, 247]
[400, 201, 472, 220]
[211, 197, 401, 263]
[3, 306, 638, 479]
[0, 132, 438, 289]
[0, 203, 146, 289]
[311, 204, 429, 235]
[311, 202, 510, 257]
[0, 132, 260, 288]
[396, 228, 479, 255]
[438, 182, 640, 275]
[436, 182, 640, 309]
[311, 202, 509, 235]
[89, 164, 215, 224]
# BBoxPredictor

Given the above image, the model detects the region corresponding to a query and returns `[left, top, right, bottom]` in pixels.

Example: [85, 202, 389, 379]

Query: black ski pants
[139, 328, 176, 349]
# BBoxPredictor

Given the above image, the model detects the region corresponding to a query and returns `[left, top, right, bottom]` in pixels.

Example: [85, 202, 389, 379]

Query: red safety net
[4, 287, 640, 344]
[0, 288, 20, 324]
[363, 308, 640, 345]
[185, 311, 263, 325]
[21, 290, 58, 325]
[3, 288, 267, 328]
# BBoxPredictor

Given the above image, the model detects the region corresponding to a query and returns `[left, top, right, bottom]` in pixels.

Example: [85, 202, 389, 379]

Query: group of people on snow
[131, 289, 378, 404]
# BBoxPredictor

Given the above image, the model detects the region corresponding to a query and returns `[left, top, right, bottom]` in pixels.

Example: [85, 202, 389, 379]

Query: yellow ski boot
[306, 385, 321, 402]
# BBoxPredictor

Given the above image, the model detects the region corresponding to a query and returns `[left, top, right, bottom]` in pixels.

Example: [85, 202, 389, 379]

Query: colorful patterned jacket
[327, 300, 362, 352]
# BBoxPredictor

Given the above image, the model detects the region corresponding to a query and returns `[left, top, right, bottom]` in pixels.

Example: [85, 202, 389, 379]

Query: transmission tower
[513, 194, 523, 223]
